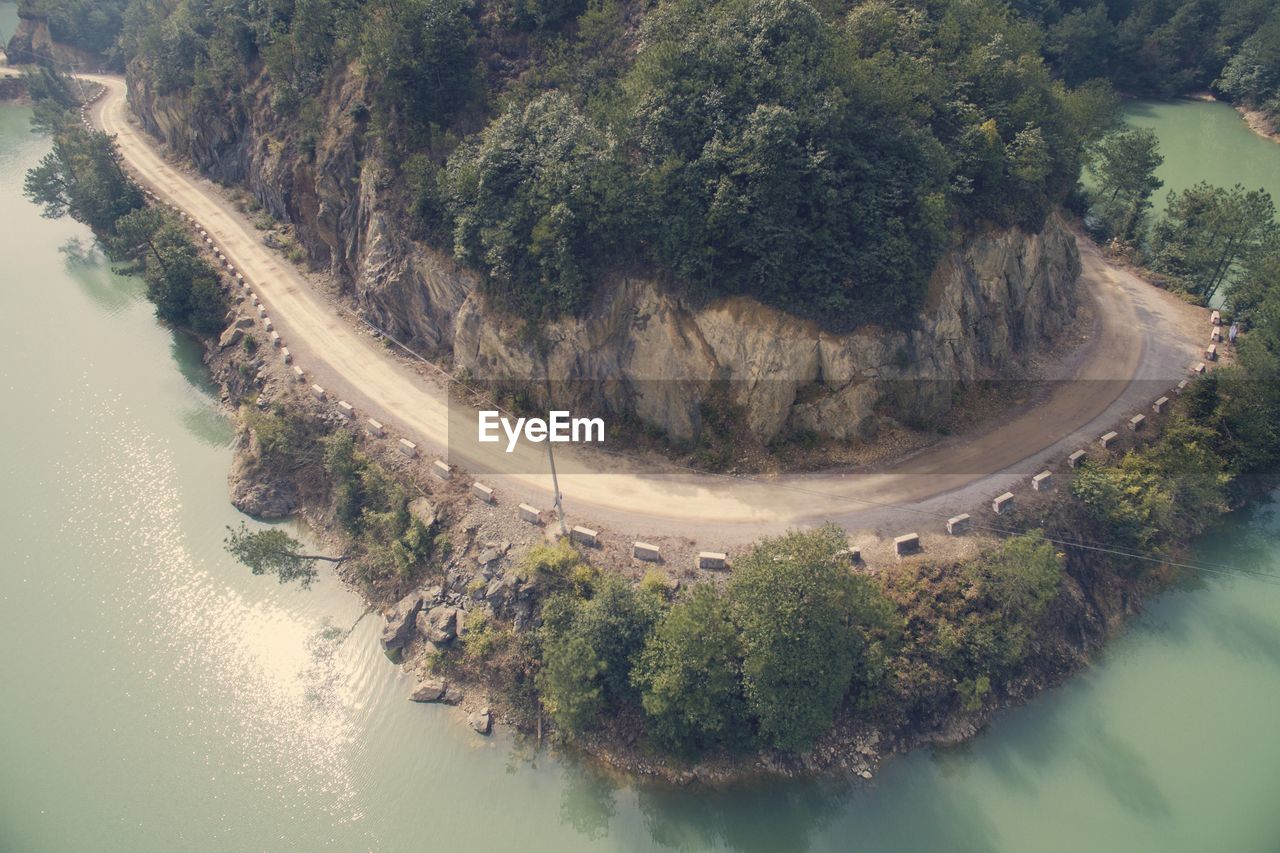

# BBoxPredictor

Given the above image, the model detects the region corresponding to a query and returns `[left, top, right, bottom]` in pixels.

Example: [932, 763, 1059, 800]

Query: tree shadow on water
[59, 237, 143, 313]
[634, 775, 851, 853]
[557, 757, 620, 842]
[976, 702, 1171, 822]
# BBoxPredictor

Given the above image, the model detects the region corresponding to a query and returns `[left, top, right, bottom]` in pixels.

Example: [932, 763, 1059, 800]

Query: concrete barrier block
[518, 503, 541, 524]
[472, 482, 495, 504]
[1205, 343, 1217, 361]
[431, 460, 452, 480]
[281, 347, 291, 364]
[1210, 327, 1223, 343]
[310, 384, 325, 400]
[1100, 431, 1119, 449]
[366, 419, 385, 438]
[398, 438, 418, 458]
[633, 542, 661, 561]
[1193, 362, 1206, 374]
[292, 366, 305, 382]
[1152, 396, 1169, 413]
[946, 514, 971, 535]
[1211, 309, 1221, 326]
[844, 546, 862, 563]
[1176, 379, 1188, 394]
[257, 306, 267, 319]
[697, 551, 728, 570]
[337, 401, 354, 419]
[1067, 449, 1087, 468]
[992, 492, 1014, 514]
[1128, 413, 1146, 431]
[893, 534, 920, 557]
[269, 331, 281, 347]
[1032, 470, 1054, 491]
[571, 526, 599, 547]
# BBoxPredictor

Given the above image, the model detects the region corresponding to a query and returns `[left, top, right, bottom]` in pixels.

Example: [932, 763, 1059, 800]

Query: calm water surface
[2, 95, 1280, 852]
[1123, 98, 1280, 212]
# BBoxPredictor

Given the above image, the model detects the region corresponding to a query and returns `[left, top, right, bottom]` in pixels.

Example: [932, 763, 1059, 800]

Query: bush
[537, 573, 662, 734]
[632, 584, 749, 754]
[727, 525, 897, 752]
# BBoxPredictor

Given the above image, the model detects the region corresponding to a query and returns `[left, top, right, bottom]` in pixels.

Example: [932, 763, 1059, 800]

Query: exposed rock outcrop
[127, 59, 1080, 446]
[468, 707, 492, 735]
[380, 592, 424, 652]
[417, 605, 459, 645]
[455, 218, 1078, 442]
[227, 434, 300, 519]
[5, 8, 103, 69]
[409, 678, 447, 703]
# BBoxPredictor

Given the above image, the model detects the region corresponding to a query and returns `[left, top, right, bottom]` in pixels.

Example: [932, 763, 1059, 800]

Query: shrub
[632, 584, 749, 753]
[727, 525, 897, 752]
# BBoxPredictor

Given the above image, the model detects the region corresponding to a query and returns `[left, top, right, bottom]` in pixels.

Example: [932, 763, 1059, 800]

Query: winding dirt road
[85, 73, 1207, 546]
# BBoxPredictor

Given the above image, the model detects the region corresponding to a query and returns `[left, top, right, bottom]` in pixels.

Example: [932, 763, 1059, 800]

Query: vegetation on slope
[110, 0, 1121, 330]
[22, 69, 229, 333]
[24, 0, 1272, 326]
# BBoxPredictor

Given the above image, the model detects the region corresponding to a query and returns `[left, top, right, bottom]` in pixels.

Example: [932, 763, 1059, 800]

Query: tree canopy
[728, 525, 896, 752]
[224, 521, 347, 588]
[1088, 128, 1164, 243]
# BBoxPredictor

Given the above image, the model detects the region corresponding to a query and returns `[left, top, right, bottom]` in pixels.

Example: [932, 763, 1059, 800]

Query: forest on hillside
[13, 0, 1280, 328]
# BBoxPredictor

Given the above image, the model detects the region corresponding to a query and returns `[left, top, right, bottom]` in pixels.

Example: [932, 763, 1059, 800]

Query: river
[2, 79, 1280, 851]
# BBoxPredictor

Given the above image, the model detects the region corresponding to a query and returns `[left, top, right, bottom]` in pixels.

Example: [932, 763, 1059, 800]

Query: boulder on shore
[380, 592, 424, 651]
[469, 707, 492, 735]
[409, 678, 446, 703]
[417, 605, 458, 645]
[218, 325, 245, 349]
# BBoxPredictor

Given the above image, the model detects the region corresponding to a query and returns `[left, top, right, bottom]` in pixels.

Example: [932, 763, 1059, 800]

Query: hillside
[11, 0, 1278, 450]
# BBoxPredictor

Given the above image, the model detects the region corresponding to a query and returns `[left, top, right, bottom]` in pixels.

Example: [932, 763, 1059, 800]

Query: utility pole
[546, 438, 568, 537]
[540, 355, 569, 537]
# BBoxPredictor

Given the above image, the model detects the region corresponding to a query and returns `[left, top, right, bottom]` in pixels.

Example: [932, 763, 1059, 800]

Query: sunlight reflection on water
[53, 383, 366, 828]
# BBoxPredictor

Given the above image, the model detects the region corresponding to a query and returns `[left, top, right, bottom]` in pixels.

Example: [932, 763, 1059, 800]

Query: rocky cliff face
[127, 61, 1079, 444]
[456, 219, 1078, 442]
[5, 8, 101, 69]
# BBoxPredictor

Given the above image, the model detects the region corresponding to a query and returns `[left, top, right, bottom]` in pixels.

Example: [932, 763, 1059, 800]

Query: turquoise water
[2, 98, 1280, 851]
[1124, 98, 1280, 212]
[0, 1, 17, 45]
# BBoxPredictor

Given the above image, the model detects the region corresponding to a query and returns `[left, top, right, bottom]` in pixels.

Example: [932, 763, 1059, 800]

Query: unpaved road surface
[87, 74, 1209, 547]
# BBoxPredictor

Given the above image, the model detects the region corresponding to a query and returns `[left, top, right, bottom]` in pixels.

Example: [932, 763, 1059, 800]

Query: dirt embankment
[1239, 105, 1280, 145]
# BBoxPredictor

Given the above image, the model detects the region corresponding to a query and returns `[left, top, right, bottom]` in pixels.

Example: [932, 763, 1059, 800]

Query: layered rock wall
[127, 60, 1080, 444]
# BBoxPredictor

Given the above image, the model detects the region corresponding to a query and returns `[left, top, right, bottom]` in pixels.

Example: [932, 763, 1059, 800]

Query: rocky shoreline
[1238, 104, 1280, 145]
[201, 295, 1168, 787]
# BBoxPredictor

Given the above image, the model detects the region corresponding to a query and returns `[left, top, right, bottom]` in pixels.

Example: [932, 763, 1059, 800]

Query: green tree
[445, 92, 627, 316]
[1045, 4, 1114, 86]
[360, 0, 476, 133]
[24, 128, 145, 234]
[1088, 128, 1164, 243]
[728, 525, 896, 752]
[537, 572, 662, 734]
[632, 584, 749, 754]
[1148, 182, 1278, 303]
[113, 207, 228, 333]
[624, 0, 953, 327]
[224, 522, 347, 588]
[1217, 12, 1280, 119]
[537, 632, 606, 733]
